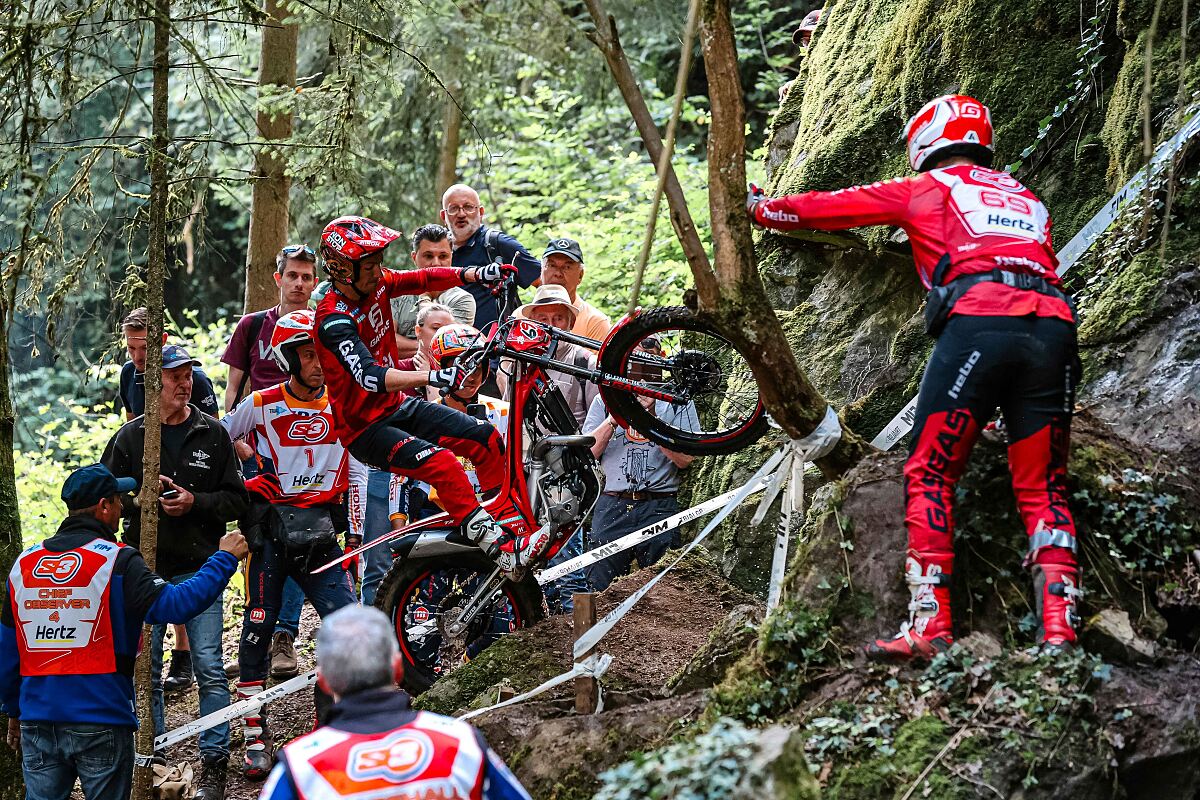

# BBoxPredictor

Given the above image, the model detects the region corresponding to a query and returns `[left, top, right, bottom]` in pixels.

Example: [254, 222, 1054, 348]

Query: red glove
[746, 183, 767, 225]
[342, 536, 362, 581]
[245, 473, 283, 503]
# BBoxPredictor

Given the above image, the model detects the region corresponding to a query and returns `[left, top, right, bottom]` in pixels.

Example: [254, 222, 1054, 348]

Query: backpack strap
[234, 310, 269, 406]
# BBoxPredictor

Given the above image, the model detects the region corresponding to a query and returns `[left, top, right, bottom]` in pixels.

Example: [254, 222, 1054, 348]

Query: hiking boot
[163, 649, 194, 692]
[223, 659, 240, 679]
[269, 632, 298, 678]
[194, 755, 228, 800]
[866, 555, 954, 662]
[461, 507, 546, 581]
[1034, 563, 1082, 654]
[237, 682, 274, 781]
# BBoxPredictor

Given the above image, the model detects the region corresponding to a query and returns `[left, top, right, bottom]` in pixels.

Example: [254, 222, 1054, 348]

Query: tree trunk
[580, 0, 869, 477]
[436, 80, 463, 202]
[131, 1, 171, 796]
[0, 299, 22, 800]
[244, 0, 298, 312]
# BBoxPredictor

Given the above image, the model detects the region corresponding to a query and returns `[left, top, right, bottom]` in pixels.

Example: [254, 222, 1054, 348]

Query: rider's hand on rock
[428, 366, 463, 390]
[746, 183, 766, 224]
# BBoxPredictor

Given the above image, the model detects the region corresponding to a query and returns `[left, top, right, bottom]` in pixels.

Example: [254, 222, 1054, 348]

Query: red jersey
[315, 267, 462, 445]
[755, 164, 1073, 322]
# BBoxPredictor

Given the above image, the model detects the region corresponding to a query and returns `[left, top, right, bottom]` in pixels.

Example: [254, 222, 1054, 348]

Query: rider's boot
[237, 681, 274, 781]
[461, 507, 537, 580]
[1033, 563, 1082, 654]
[865, 554, 954, 662]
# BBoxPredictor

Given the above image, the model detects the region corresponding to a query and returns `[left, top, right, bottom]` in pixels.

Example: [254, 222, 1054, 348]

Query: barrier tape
[456, 653, 613, 721]
[149, 669, 318, 753]
[573, 448, 790, 660]
[764, 444, 809, 612]
[869, 106, 1200, 452]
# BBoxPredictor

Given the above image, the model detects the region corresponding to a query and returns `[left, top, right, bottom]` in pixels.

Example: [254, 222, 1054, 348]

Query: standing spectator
[221, 310, 359, 781]
[779, 8, 823, 102]
[101, 344, 249, 800]
[520, 238, 611, 342]
[441, 183, 541, 331]
[220, 243, 319, 680]
[258, 606, 531, 800]
[582, 339, 697, 592]
[392, 225, 476, 359]
[499, 285, 599, 428]
[0, 465, 248, 800]
[116, 308, 220, 420]
[115, 308, 221, 693]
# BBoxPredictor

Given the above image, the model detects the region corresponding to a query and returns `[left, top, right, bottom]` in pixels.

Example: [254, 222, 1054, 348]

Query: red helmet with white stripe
[430, 323, 482, 367]
[270, 309, 315, 376]
[320, 216, 403, 283]
[904, 94, 994, 172]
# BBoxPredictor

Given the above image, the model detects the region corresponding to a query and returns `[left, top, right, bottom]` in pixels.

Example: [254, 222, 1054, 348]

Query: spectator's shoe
[223, 659, 240, 679]
[269, 631, 298, 678]
[163, 649, 194, 692]
[194, 755, 228, 800]
[237, 682, 274, 781]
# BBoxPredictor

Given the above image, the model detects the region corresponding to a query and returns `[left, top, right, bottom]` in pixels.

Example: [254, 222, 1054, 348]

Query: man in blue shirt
[441, 184, 541, 331]
[116, 308, 220, 420]
[1, 464, 248, 800]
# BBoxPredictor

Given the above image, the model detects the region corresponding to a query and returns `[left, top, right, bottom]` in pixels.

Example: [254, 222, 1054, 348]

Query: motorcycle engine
[532, 441, 601, 528]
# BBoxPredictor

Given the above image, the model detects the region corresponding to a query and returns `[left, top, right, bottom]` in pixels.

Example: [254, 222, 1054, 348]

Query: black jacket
[101, 404, 248, 578]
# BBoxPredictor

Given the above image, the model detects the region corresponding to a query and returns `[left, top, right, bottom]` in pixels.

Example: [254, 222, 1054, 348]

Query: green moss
[826, 716, 975, 800]
[412, 632, 566, 716]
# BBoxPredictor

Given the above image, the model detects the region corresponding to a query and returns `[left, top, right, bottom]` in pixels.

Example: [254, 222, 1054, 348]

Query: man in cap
[779, 8, 823, 102]
[0, 464, 248, 800]
[535, 238, 611, 342]
[102, 344, 249, 800]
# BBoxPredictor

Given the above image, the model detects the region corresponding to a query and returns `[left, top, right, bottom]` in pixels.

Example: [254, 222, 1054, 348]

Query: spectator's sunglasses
[280, 243, 316, 261]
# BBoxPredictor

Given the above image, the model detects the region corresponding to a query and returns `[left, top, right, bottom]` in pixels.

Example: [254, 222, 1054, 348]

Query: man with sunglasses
[220, 243, 318, 681]
[440, 184, 541, 331]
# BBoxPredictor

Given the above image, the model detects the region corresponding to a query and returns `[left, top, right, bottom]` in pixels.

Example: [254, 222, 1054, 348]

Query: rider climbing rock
[748, 95, 1082, 659]
[313, 216, 541, 579]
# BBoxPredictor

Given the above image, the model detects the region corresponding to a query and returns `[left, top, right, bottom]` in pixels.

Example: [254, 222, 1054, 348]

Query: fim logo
[347, 730, 435, 784]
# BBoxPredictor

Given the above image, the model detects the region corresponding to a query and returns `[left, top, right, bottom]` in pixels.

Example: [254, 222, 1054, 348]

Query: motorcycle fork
[442, 567, 507, 638]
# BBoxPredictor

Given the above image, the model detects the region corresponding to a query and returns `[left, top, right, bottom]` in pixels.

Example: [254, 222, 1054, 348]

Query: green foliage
[1072, 467, 1196, 574]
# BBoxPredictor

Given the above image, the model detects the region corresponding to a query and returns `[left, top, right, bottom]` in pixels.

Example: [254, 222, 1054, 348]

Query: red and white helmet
[270, 309, 315, 375]
[903, 94, 994, 172]
[429, 323, 482, 367]
[320, 216, 403, 283]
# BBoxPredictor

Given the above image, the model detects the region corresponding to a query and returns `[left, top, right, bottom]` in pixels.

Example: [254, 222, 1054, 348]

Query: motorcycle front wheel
[598, 306, 769, 456]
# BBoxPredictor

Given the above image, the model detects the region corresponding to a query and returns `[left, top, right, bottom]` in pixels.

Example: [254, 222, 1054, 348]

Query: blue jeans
[275, 577, 304, 638]
[151, 572, 229, 758]
[585, 495, 680, 592]
[543, 530, 588, 614]
[360, 468, 394, 606]
[20, 722, 134, 800]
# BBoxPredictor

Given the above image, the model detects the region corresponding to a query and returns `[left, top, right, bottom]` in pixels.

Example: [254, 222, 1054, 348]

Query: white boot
[461, 507, 527, 579]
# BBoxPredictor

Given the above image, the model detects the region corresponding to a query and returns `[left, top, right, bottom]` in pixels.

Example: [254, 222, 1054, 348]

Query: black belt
[948, 268, 1074, 305]
[604, 490, 676, 501]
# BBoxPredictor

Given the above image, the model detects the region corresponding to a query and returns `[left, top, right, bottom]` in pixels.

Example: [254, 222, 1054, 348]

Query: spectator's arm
[0, 584, 21, 718]
[583, 395, 615, 459]
[318, 314, 430, 393]
[224, 366, 247, 413]
[259, 761, 301, 800]
[495, 234, 541, 289]
[188, 433, 248, 522]
[580, 353, 601, 426]
[143, 551, 238, 625]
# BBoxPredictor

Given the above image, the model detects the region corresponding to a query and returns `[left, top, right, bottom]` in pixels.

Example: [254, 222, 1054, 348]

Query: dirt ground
[142, 552, 753, 800]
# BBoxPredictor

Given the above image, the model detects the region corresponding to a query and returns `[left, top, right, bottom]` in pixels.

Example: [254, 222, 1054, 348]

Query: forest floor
[139, 554, 749, 800]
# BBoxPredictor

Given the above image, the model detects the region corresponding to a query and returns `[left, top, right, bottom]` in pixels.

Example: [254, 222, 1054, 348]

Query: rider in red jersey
[749, 95, 1081, 659]
[313, 216, 534, 578]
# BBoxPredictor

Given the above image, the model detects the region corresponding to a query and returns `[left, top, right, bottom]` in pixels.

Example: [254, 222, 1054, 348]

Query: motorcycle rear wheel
[598, 306, 768, 456]
[374, 553, 546, 695]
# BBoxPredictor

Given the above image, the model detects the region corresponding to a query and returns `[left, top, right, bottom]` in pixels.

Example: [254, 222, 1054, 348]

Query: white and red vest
[283, 712, 487, 800]
[8, 539, 120, 676]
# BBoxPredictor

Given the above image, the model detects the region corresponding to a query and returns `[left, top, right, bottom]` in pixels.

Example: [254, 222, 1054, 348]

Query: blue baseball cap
[162, 344, 202, 370]
[62, 463, 138, 510]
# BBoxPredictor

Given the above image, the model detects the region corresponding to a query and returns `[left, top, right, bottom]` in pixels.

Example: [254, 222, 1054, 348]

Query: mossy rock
[413, 630, 567, 716]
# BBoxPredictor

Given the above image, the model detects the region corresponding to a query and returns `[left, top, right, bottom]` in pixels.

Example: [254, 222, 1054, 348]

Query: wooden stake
[573, 593, 598, 714]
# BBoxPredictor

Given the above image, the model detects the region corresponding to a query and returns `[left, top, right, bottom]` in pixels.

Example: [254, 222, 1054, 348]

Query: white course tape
[152, 669, 318, 751]
[538, 478, 771, 585]
[765, 444, 809, 612]
[869, 106, 1200, 451]
[457, 653, 613, 721]
[573, 447, 789, 661]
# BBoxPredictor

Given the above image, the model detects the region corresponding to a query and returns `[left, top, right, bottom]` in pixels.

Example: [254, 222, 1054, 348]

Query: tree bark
[580, 0, 869, 477]
[436, 80, 463, 202]
[131, 1, 171, 796]
[244, 0, 298, 312]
